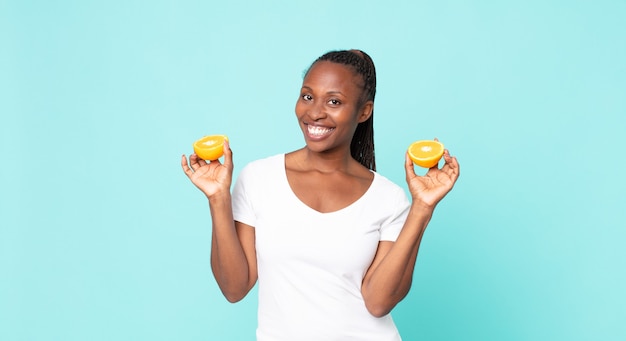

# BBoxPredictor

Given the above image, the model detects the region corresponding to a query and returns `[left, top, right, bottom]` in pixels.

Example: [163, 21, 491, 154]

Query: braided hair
[308, 49, 377, 171]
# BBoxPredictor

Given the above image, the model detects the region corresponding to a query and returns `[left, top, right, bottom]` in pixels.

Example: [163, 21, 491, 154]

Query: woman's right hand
[181, 140, 234, 199]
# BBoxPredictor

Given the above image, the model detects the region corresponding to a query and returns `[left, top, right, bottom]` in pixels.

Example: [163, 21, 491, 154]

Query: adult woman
[181, 50, 460, 340]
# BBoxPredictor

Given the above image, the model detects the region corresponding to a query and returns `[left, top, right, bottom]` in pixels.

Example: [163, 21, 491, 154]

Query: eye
[328, 99, 341, 106]
[302, 94, 313, 101]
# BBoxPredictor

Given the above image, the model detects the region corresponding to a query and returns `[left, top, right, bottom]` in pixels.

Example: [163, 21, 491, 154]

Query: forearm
[362, 204, 433, 316]
[208, 192, 252, 302]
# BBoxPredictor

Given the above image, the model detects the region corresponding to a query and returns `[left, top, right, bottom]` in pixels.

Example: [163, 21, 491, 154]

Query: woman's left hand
[404, 141, 460, 209]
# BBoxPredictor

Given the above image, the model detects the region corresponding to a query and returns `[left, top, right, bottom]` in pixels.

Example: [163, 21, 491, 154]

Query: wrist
[208, 190, 232, 205]
[411, 197, 436, 210]
[408, 202, 435, 219]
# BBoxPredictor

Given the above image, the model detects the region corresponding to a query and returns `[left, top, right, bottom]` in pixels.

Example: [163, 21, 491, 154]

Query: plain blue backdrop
[1, 1, 625, 340]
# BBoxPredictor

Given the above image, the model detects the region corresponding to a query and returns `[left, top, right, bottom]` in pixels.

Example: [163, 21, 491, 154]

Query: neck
[296, 146, 355, 173]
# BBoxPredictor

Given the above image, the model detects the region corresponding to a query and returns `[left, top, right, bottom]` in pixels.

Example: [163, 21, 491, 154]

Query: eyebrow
[301, 86, 345, 96]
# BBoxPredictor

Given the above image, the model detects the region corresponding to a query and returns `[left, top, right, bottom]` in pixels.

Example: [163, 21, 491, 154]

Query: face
[295, 61, 373, 154]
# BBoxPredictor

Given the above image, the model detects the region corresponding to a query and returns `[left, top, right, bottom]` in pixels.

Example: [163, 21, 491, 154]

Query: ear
[357, 100, 374, 123]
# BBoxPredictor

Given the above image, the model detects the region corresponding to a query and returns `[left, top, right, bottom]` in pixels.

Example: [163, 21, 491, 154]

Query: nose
[308, 101, 326, 121]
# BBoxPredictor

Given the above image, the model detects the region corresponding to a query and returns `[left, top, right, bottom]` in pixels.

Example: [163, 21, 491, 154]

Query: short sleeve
[231, 165, 257, 227]
[379, 187, 411, 241]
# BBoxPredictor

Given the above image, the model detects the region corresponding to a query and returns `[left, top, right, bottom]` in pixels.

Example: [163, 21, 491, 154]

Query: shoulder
[236, 154, 284, 185]
[372, 172, 404, 193]
[370, 172, 409, 203]
[232, 154, 286, 212]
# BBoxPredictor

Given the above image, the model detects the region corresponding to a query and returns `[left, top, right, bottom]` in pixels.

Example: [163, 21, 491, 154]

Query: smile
[307, 125, 335, 137]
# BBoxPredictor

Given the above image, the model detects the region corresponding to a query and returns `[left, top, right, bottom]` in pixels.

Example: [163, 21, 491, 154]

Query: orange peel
[193, 135, 228, 161]
[408, 140, 445, 168]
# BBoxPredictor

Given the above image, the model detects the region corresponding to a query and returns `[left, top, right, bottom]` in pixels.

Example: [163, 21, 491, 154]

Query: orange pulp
[408, 140, 445, 168]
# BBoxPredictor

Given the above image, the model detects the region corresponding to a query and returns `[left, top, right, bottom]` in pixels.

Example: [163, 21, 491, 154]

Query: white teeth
[308, 125, 333, 136]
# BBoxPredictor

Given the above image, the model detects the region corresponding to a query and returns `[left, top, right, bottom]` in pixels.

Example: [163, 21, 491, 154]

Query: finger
[189, 153, 199, 170]
[441, 149, 452, 170]
[222, 140, 234, 170]
[442, 149, 453, 166]
[404, 152, 417, 182]
[189, 153, 207, 171]
[441, 152, 460, 181]
[181, 154, 193, 177]
[440, 150, 454, 173]
[450, 156, 460, 180]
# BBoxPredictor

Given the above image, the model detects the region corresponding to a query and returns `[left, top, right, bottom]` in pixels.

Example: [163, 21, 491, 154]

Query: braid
[311, 49, 377, 171]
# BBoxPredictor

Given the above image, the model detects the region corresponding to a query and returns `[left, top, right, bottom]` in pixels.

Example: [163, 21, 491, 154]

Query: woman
[181, 50, 460, 340]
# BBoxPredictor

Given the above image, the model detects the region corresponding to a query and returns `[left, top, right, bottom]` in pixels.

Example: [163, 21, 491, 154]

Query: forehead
[303, 61, 362, 89]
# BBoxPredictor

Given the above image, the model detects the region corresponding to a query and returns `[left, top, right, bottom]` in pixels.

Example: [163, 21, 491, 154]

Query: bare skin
[285, 149, 373, 214]
[181, 147, 257, 302]
[181, 60, 461, 316]
[361, 148, 459, 316]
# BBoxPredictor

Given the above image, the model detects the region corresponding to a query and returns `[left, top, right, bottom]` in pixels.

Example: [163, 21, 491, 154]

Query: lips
[306, 124, 335, 138]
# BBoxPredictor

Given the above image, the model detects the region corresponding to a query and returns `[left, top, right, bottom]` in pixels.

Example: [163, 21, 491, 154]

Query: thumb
[405, 152, 416, 182]
[222, 140, 234, 170]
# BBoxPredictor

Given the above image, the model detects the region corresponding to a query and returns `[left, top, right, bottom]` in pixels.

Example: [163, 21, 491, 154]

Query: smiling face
[295, 61, 373, 155]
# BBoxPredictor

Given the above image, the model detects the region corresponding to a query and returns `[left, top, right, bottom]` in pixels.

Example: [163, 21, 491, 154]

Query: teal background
[1, 1, 625, 340]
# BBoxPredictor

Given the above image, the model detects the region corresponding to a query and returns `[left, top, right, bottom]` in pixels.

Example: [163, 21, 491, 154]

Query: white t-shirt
[232, 154, 410, 341]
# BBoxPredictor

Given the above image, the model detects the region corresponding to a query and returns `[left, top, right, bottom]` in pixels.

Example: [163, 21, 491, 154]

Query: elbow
[365, 301, 395, 318]
[224, 293, 245, 303]
[217, 279, 251, 303]
[218, 277, 256, 303]
[221, 287, 249, 303]
[211, 266, 256, 303]
[367, 307, 392, 318]
[363, 292, 402, 318]
[363, 289, 409, 318]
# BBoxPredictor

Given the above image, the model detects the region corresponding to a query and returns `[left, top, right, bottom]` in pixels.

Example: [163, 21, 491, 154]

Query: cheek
[336, 108, 360, 125]
[294, 99, 305, 115]
[294, 105, 301, 121]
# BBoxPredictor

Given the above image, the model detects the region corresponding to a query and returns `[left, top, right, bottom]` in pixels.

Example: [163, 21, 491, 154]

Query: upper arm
[235, 220, 258, 291]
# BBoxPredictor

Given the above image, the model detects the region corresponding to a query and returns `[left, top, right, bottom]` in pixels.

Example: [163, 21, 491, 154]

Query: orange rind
[408, 140, 445, 168]
[193, 135, 228, 161]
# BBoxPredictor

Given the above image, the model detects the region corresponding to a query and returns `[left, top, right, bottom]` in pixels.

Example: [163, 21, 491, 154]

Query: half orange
[193, 135, 228, 161]
[408, 140, 445, 168]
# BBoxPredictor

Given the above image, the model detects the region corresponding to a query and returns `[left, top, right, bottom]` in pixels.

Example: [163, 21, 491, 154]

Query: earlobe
[358, 101, 374, 123]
